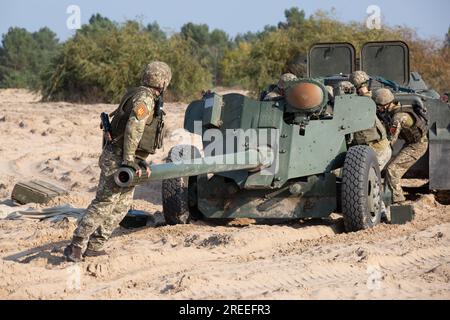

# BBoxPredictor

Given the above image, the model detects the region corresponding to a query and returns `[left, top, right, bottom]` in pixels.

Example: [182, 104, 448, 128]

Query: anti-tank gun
[115, 76, 385, 232]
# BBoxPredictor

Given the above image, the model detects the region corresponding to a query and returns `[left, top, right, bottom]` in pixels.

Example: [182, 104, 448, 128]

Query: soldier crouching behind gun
[373, 88, 428, 204]
[64, 61, 172, 262]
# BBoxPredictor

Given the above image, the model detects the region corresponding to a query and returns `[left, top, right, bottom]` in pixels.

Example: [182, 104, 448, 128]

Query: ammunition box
[11, 180, 68, 205]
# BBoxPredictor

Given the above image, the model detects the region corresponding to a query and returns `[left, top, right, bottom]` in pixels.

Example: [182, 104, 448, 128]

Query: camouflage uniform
[349, 71, 370, 96]
[350, 77, 391, 170]
[264, 87, 283, 101]
[263, 73, 298, 101]
[72, 88, 158, 251]
[367, 126, 392, 170]
[322, 85, 335, 117]
[338, 81, 355, 95]
[67, 61, 172, 257]
[385, 105, 428, 203]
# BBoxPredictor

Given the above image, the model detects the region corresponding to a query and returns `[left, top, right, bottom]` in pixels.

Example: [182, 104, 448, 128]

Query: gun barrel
[114, 148, 272, 188]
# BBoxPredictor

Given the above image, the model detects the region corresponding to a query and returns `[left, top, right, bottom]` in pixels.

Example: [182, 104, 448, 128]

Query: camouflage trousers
[369, 138, 392, 170]
[72, 149, 134, 251]
[386, 139, 428, 203]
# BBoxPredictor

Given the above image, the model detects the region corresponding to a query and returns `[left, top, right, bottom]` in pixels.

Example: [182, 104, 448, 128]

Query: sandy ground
[0, 89, 449, 300]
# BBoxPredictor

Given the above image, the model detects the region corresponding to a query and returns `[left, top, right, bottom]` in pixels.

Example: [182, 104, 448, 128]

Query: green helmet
[278, 73, 298, 90]
[350, 71, 370, 89]
[141, 61, 172, 90]
[373, 88, 395, 105]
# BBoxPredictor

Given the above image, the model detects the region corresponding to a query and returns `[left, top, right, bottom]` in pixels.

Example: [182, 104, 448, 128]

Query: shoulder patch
[133, 102, 149, 120]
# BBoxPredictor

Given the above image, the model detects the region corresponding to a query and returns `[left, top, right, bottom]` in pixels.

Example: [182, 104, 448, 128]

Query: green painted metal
[310, 41, 450, 191]
[273, 95, 374, 188]
[307, 42, 356, 78]
[11, 180, 68, 205]
[135, 40, 449, 220]
[114, 149, 268, 188]
[202, 92, 223, 128]
[390, 205, 415, 224]
[361, 41, 410, 86]
[197, 173, 337, 219]
[184, 87, 375, 190]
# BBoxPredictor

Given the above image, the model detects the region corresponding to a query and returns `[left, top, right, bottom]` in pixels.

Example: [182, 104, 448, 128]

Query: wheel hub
[367, 167, 381, 222]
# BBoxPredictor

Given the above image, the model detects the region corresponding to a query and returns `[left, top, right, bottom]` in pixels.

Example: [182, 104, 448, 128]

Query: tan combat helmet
[339, 81, 355, 94]
[278, 73, 298, 90]
[350, 71, 370, 89]
[141, 61, 172, 91]
[373, 88, 395, 106]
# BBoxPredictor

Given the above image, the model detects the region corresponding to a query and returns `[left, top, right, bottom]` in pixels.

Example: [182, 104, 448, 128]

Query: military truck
[115, 41, 450, 232]
[308, 41, 450, 189]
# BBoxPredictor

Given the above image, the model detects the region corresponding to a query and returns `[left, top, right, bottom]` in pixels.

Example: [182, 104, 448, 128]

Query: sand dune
[0, 89, 449, 300]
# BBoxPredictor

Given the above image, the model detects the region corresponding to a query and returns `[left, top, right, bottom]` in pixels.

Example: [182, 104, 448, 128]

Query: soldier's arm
[123, 94, 155, 164]
[388, 112, 413, 144]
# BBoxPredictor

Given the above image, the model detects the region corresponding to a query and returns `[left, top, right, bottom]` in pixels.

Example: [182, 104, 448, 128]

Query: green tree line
[0, 8, 448, 103]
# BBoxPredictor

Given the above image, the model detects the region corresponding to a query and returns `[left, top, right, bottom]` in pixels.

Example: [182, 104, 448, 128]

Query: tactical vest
[353, 117, 387, 145]
[392, 105, 427, 144]
[110, 87, 164, 159]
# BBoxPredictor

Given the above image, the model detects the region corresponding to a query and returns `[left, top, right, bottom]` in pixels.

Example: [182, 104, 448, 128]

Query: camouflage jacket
[110, 87, 159, 162]
[388, 105, 428, 145]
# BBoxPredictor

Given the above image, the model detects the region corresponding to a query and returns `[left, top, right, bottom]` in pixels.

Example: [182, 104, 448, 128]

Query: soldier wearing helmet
[374, 88, 428, 204]
[64, 61, 172, 262]
[263, 73, 298, 101]
[351, 71, 392, 171]
[338, 81, 355, 95]
[350, 70, 371, 97]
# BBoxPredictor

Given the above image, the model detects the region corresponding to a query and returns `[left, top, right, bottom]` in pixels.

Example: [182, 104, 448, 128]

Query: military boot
[63, 244, 83, 262]
[84, 248, 108, 258]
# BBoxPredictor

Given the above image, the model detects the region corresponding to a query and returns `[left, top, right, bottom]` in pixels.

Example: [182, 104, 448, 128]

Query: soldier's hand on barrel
[138, 160, 151, 178]
[121, 160, 142, 177]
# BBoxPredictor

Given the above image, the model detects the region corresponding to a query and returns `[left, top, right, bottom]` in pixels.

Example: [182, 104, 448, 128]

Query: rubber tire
[162, 144, 201, 225]
[341, 145, 382, 232]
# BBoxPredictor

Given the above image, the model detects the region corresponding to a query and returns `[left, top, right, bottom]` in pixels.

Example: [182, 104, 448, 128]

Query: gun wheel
[162, 144, 201, 225]
[341, 145, 382, 232]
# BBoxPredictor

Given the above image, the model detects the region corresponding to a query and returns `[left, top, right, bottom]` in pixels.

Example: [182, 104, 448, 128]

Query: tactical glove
[137, 159, 151, 178]
[121, 160, 142, 177]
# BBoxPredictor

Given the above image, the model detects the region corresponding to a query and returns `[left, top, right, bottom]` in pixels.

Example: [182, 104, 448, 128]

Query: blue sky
[0, 0, 448, 41]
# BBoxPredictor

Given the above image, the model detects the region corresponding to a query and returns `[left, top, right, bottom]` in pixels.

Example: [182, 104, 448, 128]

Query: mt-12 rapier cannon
[115, 75, 383, 232]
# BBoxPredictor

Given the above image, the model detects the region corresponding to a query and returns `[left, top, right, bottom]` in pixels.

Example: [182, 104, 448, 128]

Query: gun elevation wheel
[341, 145, 382, 232]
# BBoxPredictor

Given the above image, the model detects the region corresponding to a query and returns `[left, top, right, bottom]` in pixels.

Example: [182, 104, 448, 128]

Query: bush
[1, 9, 449, 102]
[0, 27, 60, 90]
[42, 17, 211, 103]
[220, 9, 450, 95]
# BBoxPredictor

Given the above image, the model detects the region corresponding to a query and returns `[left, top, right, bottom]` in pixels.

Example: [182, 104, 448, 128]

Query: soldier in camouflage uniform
[349, 71, 371, 97]
[64, 61, 172, 262]
[322, 85, 335, 118]
[337, 81, 355, 95]
[263, 73, 298, 101]
[374, 88, 428, 203]
[350, 71, 392, 170]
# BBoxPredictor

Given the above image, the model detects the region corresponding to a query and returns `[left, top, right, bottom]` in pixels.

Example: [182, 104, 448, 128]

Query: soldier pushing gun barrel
[64, 61, 172, 262]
